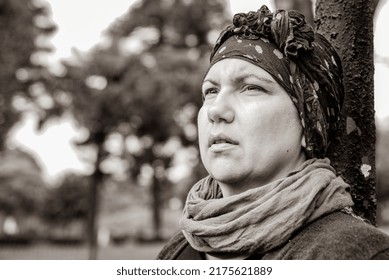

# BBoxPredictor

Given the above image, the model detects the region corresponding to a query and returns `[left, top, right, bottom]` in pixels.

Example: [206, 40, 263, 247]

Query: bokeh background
[1, 0, 389, 259]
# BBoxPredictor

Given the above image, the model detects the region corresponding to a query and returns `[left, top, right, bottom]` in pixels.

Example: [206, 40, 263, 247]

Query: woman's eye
[244, 85, 260, 91]
[242, 85, 266, 93]
[203, 88, 218, 98]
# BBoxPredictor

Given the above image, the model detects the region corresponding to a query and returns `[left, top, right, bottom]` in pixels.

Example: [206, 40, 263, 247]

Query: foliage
[0, 148, 47, 214]
[41, 174, 90, 224]
[0, 0, 56, 150]
[52, 0, 230, 244]
[109, 0, 229, 50]
[56, 0, 230, 180]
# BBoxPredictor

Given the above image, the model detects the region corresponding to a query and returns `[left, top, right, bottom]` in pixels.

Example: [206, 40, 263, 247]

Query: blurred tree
[56, 0, 229, 259]
[0, 0, 56, 150]
[42, 173, 89, 225]
[0, 148, 47, 237]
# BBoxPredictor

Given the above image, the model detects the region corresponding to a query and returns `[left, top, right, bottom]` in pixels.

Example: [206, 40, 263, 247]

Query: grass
[0, 206, 181, 260]
[0, 241, 165, 260]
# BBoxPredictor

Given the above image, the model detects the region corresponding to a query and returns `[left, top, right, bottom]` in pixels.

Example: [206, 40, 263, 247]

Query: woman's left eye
[242, 85, 265, 93]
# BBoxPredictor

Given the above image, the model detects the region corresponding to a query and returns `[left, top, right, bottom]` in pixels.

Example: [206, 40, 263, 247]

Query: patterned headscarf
[209, 5, 344, 158]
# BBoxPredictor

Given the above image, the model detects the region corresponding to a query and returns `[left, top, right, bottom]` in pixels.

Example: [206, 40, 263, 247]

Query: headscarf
[208, 5, 344, 158]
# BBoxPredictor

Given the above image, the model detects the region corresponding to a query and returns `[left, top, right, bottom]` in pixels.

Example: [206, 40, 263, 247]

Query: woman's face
[198, 58, 306, 193]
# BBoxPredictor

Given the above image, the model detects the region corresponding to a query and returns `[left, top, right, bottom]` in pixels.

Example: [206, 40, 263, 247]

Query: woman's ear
[301, 135, 306, 148]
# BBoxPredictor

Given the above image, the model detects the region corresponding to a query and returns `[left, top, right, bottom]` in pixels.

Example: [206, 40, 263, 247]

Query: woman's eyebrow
[202, 74, 274, 86]
[202, 78, 218, 86]
[234, 74, 274, 85]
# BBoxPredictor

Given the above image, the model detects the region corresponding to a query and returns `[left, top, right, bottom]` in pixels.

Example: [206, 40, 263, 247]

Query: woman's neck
[219, 153, 307, 197]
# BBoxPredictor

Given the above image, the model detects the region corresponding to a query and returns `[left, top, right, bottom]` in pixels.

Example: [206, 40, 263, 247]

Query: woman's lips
[208, 134, 238, 152]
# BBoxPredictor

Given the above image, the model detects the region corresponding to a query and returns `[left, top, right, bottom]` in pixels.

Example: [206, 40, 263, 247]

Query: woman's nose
[207, 93, 234, 124]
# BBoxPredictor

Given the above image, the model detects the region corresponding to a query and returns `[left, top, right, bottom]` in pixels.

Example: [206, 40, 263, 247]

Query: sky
[8, 0, 389, 182]
[45, 0, 136, 63]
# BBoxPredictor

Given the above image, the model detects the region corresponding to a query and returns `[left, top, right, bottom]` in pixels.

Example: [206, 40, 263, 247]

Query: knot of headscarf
[209, 5, 344, 158]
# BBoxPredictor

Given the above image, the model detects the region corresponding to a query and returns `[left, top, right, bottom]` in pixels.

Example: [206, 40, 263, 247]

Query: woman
[158, 5, 389, 260]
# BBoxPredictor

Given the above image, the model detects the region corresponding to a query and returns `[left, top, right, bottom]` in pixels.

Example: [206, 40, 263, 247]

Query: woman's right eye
[202, 88, 219, 98]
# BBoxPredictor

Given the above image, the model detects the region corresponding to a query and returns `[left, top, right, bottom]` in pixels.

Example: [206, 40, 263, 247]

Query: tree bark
[315, 0, 376, 224]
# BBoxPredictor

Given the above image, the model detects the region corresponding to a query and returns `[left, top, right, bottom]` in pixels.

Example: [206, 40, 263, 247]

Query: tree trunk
[152, 171, 162, 240]
[151, 158, 165, 241]
[315, 0, 376, 224]
[87, 134, 105, 259]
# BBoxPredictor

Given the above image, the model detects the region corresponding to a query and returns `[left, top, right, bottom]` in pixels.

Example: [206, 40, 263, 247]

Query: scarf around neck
[180, 158, 354, 255]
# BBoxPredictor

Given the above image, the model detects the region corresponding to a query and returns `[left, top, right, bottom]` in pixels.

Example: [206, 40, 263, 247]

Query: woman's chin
[207, 168, 247, 187]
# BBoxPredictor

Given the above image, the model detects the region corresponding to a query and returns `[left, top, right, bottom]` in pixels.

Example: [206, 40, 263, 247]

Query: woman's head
[197, 5, 344, 192]
[207, 5, 344, 159]
[199, 58, 306, 194]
